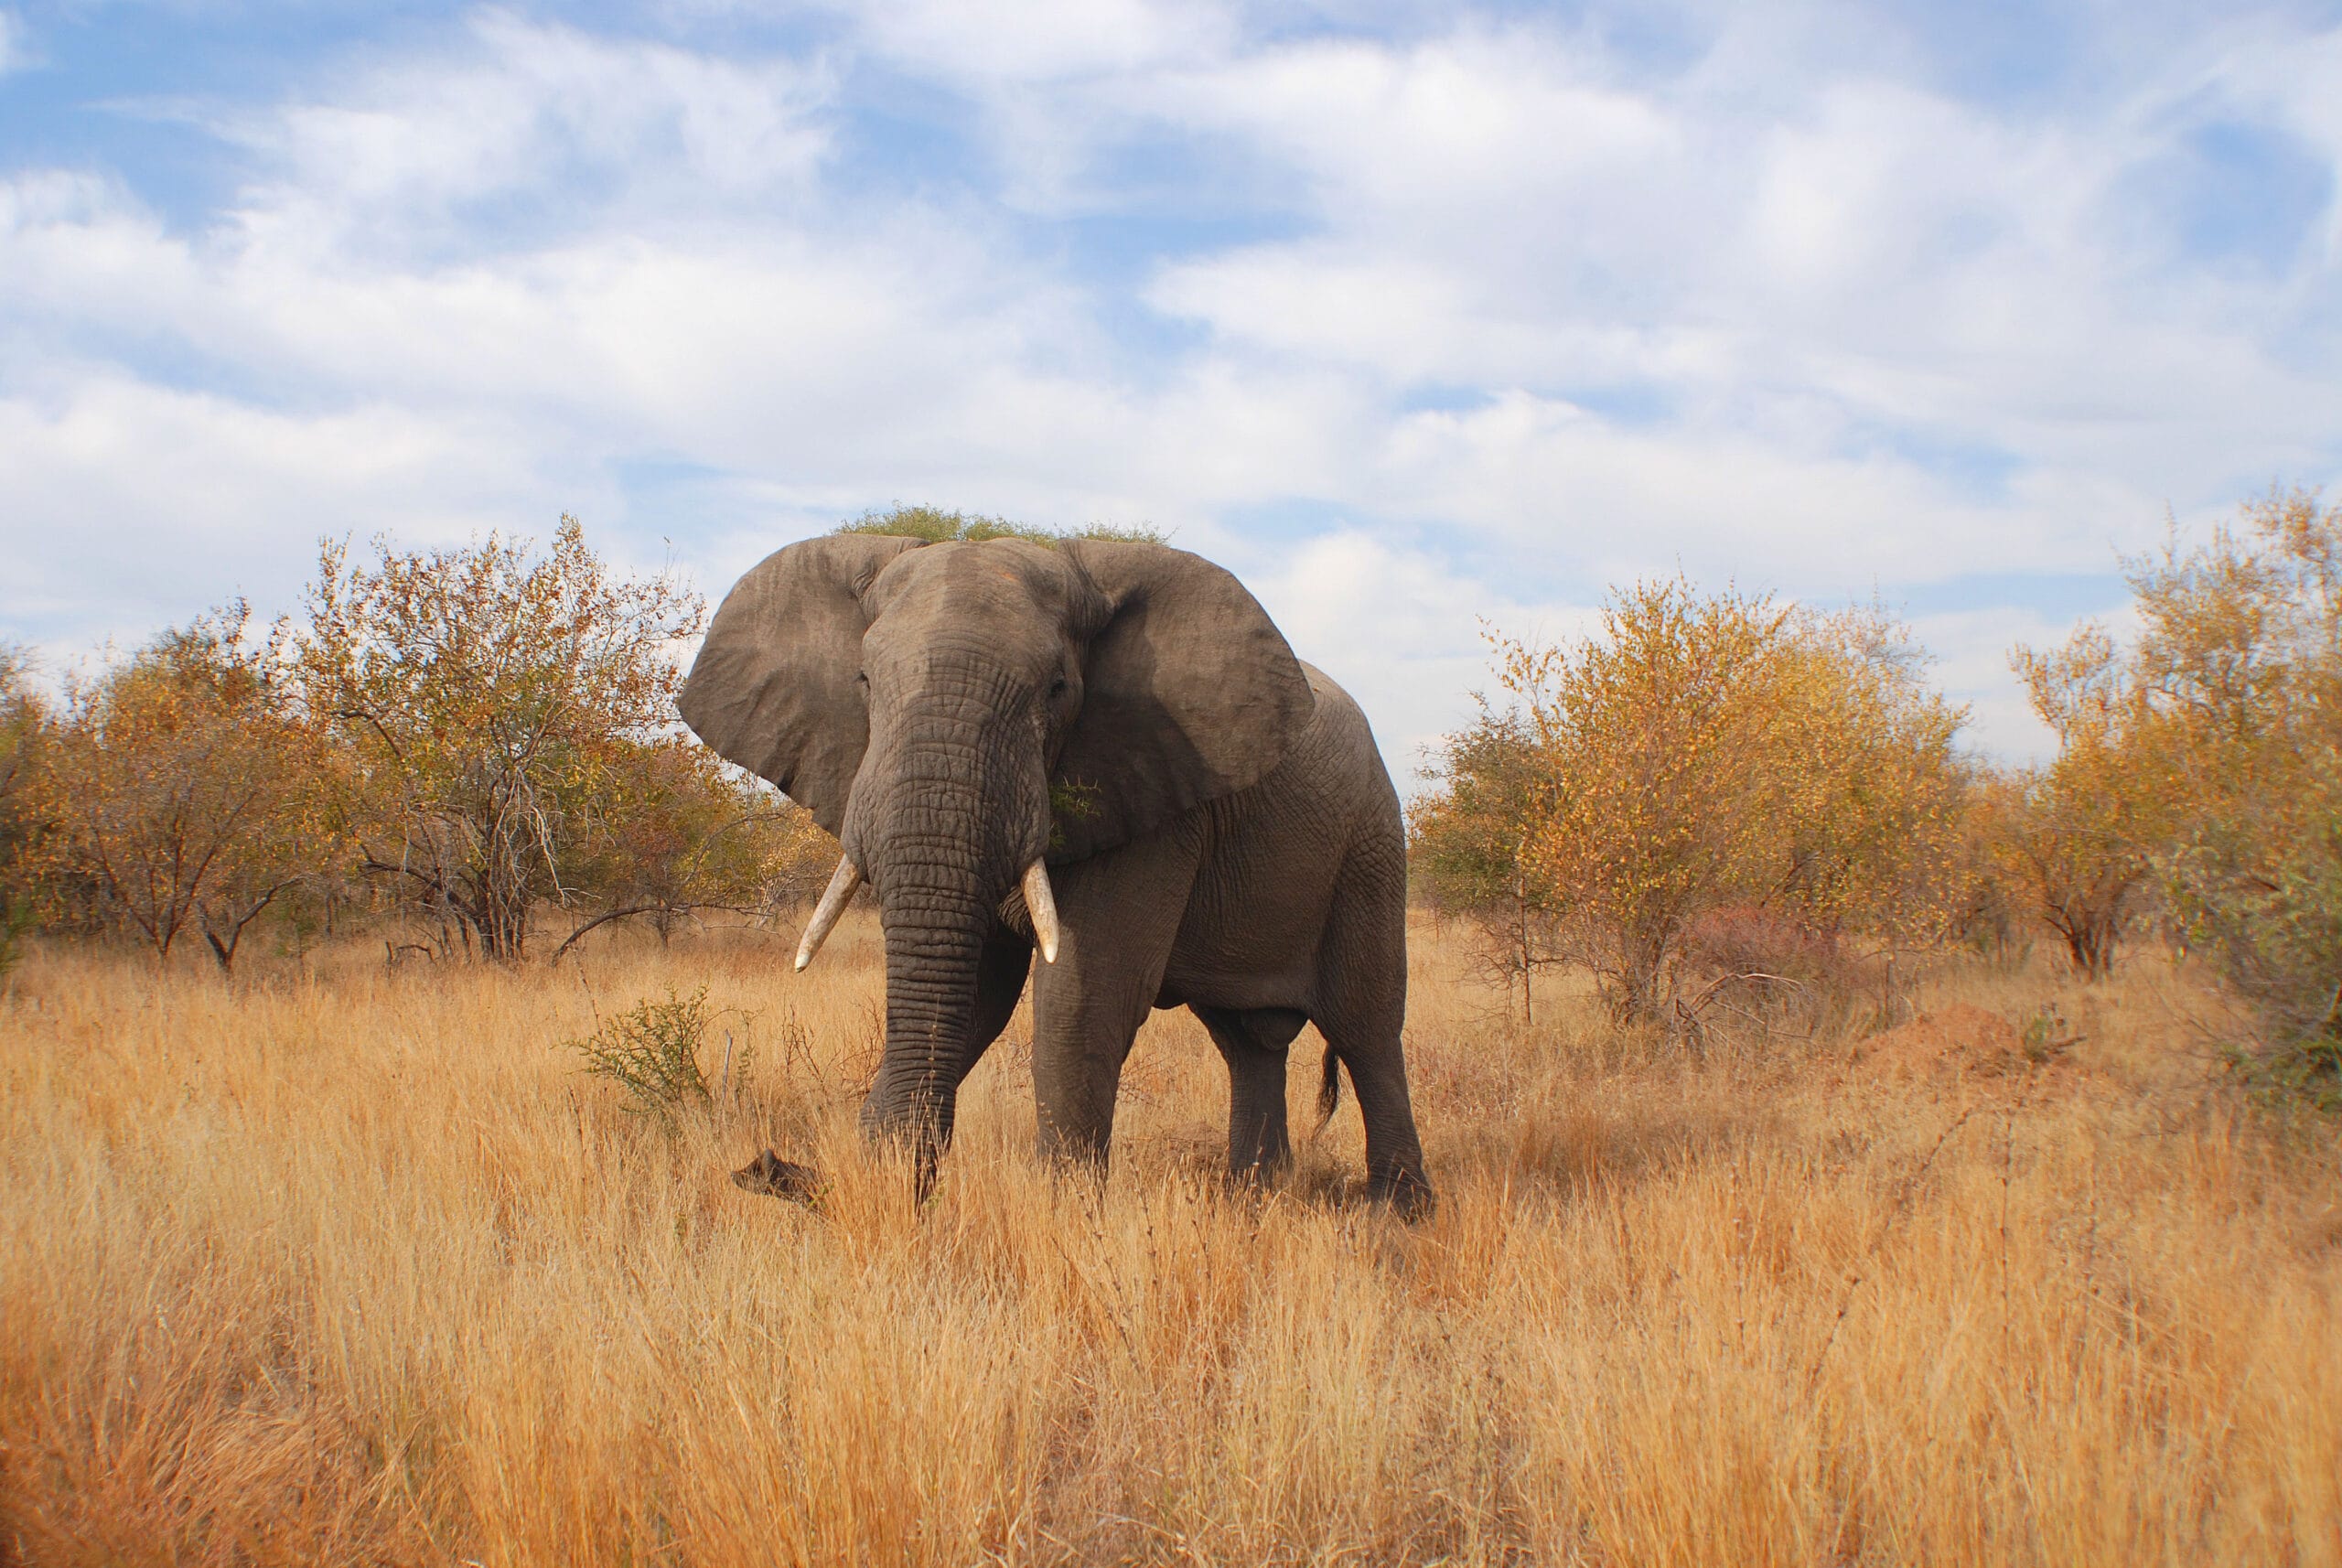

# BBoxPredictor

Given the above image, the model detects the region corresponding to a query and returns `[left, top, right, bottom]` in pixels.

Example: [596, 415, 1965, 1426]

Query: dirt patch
[1848, 1003, 2079, 1086]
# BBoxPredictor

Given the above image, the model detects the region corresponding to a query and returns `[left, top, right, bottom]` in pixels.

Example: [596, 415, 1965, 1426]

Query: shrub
[31, 606, 339, 972]
[835, 504, 1165, 546]
[1409, 706, 1566, 1022]
[1673, 906, 1871, 1047]
[2015, 487, 2342, 1086]
[1465, 581, 1965, 1024]
[1999, 627, 2167, 977]
[566, 988, 748, 1128]
[0, 898, 32, 986]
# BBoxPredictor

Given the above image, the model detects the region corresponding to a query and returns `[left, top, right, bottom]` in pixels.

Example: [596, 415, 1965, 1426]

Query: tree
[297, 516, 704, 961]
[1988, 628, 2156, 980]
[2121, 488, 2342, 1085]
[553, 746, 839, 959]
[33, 607, 335, 972]
[0, 646, 46, 886]
[1478, 580, 1965, 1024]
[0, 647, 48, 977]
[1408, 705, 1564, 1022]
[2002, 486, 2342, 1026]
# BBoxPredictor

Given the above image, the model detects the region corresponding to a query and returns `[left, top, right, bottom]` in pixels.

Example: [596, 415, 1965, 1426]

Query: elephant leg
[1029, 822, 1204, 1169]
[1313, 840, 1434, 1216]
[1194, 1004, 1307, 1178]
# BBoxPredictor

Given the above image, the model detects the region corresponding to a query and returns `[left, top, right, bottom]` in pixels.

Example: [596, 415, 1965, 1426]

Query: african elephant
[677, 533, 1432, 1213]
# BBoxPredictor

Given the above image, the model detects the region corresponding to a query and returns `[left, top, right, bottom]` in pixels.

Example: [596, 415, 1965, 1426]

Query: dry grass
[3, 914, 2339, 1565]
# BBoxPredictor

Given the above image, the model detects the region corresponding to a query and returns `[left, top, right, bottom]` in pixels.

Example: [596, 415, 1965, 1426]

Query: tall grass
[3, 916, 2337, 1564]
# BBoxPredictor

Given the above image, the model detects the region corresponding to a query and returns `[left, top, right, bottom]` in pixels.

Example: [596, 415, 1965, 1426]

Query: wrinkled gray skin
[678, 534, 1432, 1213]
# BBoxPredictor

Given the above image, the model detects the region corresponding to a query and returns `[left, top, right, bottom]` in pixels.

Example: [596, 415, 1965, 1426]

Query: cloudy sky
[3, 1, 2339, 782]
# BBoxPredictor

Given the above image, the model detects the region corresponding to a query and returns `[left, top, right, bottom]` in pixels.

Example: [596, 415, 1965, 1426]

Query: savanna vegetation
[1414, 488, 2342, 1100]
[3, 493, 2340, 1564]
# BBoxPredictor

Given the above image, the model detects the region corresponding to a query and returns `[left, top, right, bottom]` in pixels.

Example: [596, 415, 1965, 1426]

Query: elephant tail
[1315, 1042, 1343, 1129]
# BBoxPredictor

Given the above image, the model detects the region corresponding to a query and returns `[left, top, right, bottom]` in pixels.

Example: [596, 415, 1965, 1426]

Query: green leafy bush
[567, 988, 748, 1127]
[835, 504, 1163, 547]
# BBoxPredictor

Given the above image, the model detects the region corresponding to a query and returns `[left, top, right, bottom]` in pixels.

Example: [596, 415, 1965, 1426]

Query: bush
[835, 504, 1165, 547]
[2017, 487, 2342, 1088]
[1457, 581, 1965, 1024]
[2159, 711, 2342, 1103]
[31, 606, 338, 972]
[566, 988, 748, 1128]
[0, 898, 32, 986]
[1673, 906, 1872, 1047]
[1409, 707, 1566, 1022]
[298, 517, 704, 961]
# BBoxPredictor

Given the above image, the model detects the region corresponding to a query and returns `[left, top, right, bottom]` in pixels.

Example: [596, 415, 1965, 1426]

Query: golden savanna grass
[4, 916, 2340, 1565]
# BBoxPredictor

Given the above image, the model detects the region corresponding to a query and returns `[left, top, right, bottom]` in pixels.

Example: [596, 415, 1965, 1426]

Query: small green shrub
[567, 988, 749, 1127]
[835, 504, 1164, 547]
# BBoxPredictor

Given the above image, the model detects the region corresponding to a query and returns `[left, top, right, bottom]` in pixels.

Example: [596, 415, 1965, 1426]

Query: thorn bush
[566, 987, 746, 1128]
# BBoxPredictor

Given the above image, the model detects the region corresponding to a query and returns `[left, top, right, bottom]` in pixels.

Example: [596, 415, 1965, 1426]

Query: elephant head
[677, 533, 1313, 1155]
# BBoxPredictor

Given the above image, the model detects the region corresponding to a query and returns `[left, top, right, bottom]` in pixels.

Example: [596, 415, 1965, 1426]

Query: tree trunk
[1516, 875, 1532, 1027]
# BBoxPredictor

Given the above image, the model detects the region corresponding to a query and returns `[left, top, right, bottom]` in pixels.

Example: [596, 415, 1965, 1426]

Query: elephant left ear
[1049, 540, 1316, 861]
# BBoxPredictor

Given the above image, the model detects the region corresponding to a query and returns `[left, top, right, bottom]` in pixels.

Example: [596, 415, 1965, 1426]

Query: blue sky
[4, 0, 2340, 779]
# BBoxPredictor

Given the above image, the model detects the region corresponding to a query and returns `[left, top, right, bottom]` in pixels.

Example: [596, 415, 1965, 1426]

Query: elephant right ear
[677, 533, 923, 836]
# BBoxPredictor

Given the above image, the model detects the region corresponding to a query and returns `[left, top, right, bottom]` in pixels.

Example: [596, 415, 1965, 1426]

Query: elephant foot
[732, 1149, 824, 1204]
[1368, 1170, 1436, 1221]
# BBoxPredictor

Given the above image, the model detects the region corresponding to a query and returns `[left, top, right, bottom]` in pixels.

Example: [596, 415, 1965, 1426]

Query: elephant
[677, 532, 1433, 1214]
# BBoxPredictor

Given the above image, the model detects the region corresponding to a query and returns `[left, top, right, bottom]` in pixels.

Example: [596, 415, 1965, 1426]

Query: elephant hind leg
[1193, 1004, 1307, 1178]
[1312, 843, 1434, 1217]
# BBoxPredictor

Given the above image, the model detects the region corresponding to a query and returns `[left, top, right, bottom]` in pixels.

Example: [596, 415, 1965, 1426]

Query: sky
[3, 0, 2339, 786]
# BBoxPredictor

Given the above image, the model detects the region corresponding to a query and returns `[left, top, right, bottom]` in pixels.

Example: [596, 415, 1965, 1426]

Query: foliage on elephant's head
[677, 532, 1313, 860]
[833, 504, 1166, 548]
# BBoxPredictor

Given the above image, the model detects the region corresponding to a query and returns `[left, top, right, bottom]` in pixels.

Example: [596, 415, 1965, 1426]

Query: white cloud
[4, 2, 2338, 770]
[824, 0, 1236, 84]
[224, 11, 833, 242]
[0, 372, 559, 654]
[0, 12, 26, 78]
[1242, 529, 1600, 784]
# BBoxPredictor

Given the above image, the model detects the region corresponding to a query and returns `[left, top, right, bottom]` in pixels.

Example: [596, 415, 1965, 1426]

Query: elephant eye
[1048, 677, 1069, 698]
[855, 671, 868, 686]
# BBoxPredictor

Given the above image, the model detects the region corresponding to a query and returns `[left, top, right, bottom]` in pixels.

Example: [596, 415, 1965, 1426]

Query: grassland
[3, 915, 2339, 1565]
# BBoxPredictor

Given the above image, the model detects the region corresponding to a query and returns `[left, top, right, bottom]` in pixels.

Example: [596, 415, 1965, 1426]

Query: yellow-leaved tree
[1998, 626, 2169, 978]
[33, 606, 339, 972]
[1474, 579, 1965, 1025]
[553, 745, 842, 958]
[296, 517, 706, 962]
[0, 646, 48, 977]
[1409, 704, 1564, 1022]
[2127, 489, 2342, 1089]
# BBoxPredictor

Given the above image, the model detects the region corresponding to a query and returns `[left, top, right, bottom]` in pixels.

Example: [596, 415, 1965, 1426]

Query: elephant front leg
[1026, 827, 1202, 1171]
[1194, 1005, 1307, 1179]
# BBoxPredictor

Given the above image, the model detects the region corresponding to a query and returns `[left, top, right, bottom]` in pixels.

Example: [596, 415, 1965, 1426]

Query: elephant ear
[677, 533, 923, 836]
[1050, 540, 1315, 861]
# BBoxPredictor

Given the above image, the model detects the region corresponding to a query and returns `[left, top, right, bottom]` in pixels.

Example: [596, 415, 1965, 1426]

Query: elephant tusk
[1022, 860, 1061, 964]
[795, 857, 862, 972]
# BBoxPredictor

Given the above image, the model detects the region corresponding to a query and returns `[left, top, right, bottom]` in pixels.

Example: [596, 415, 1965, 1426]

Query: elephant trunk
[860, 856, 988, 1157]
[846, 698, 1048, 1166]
